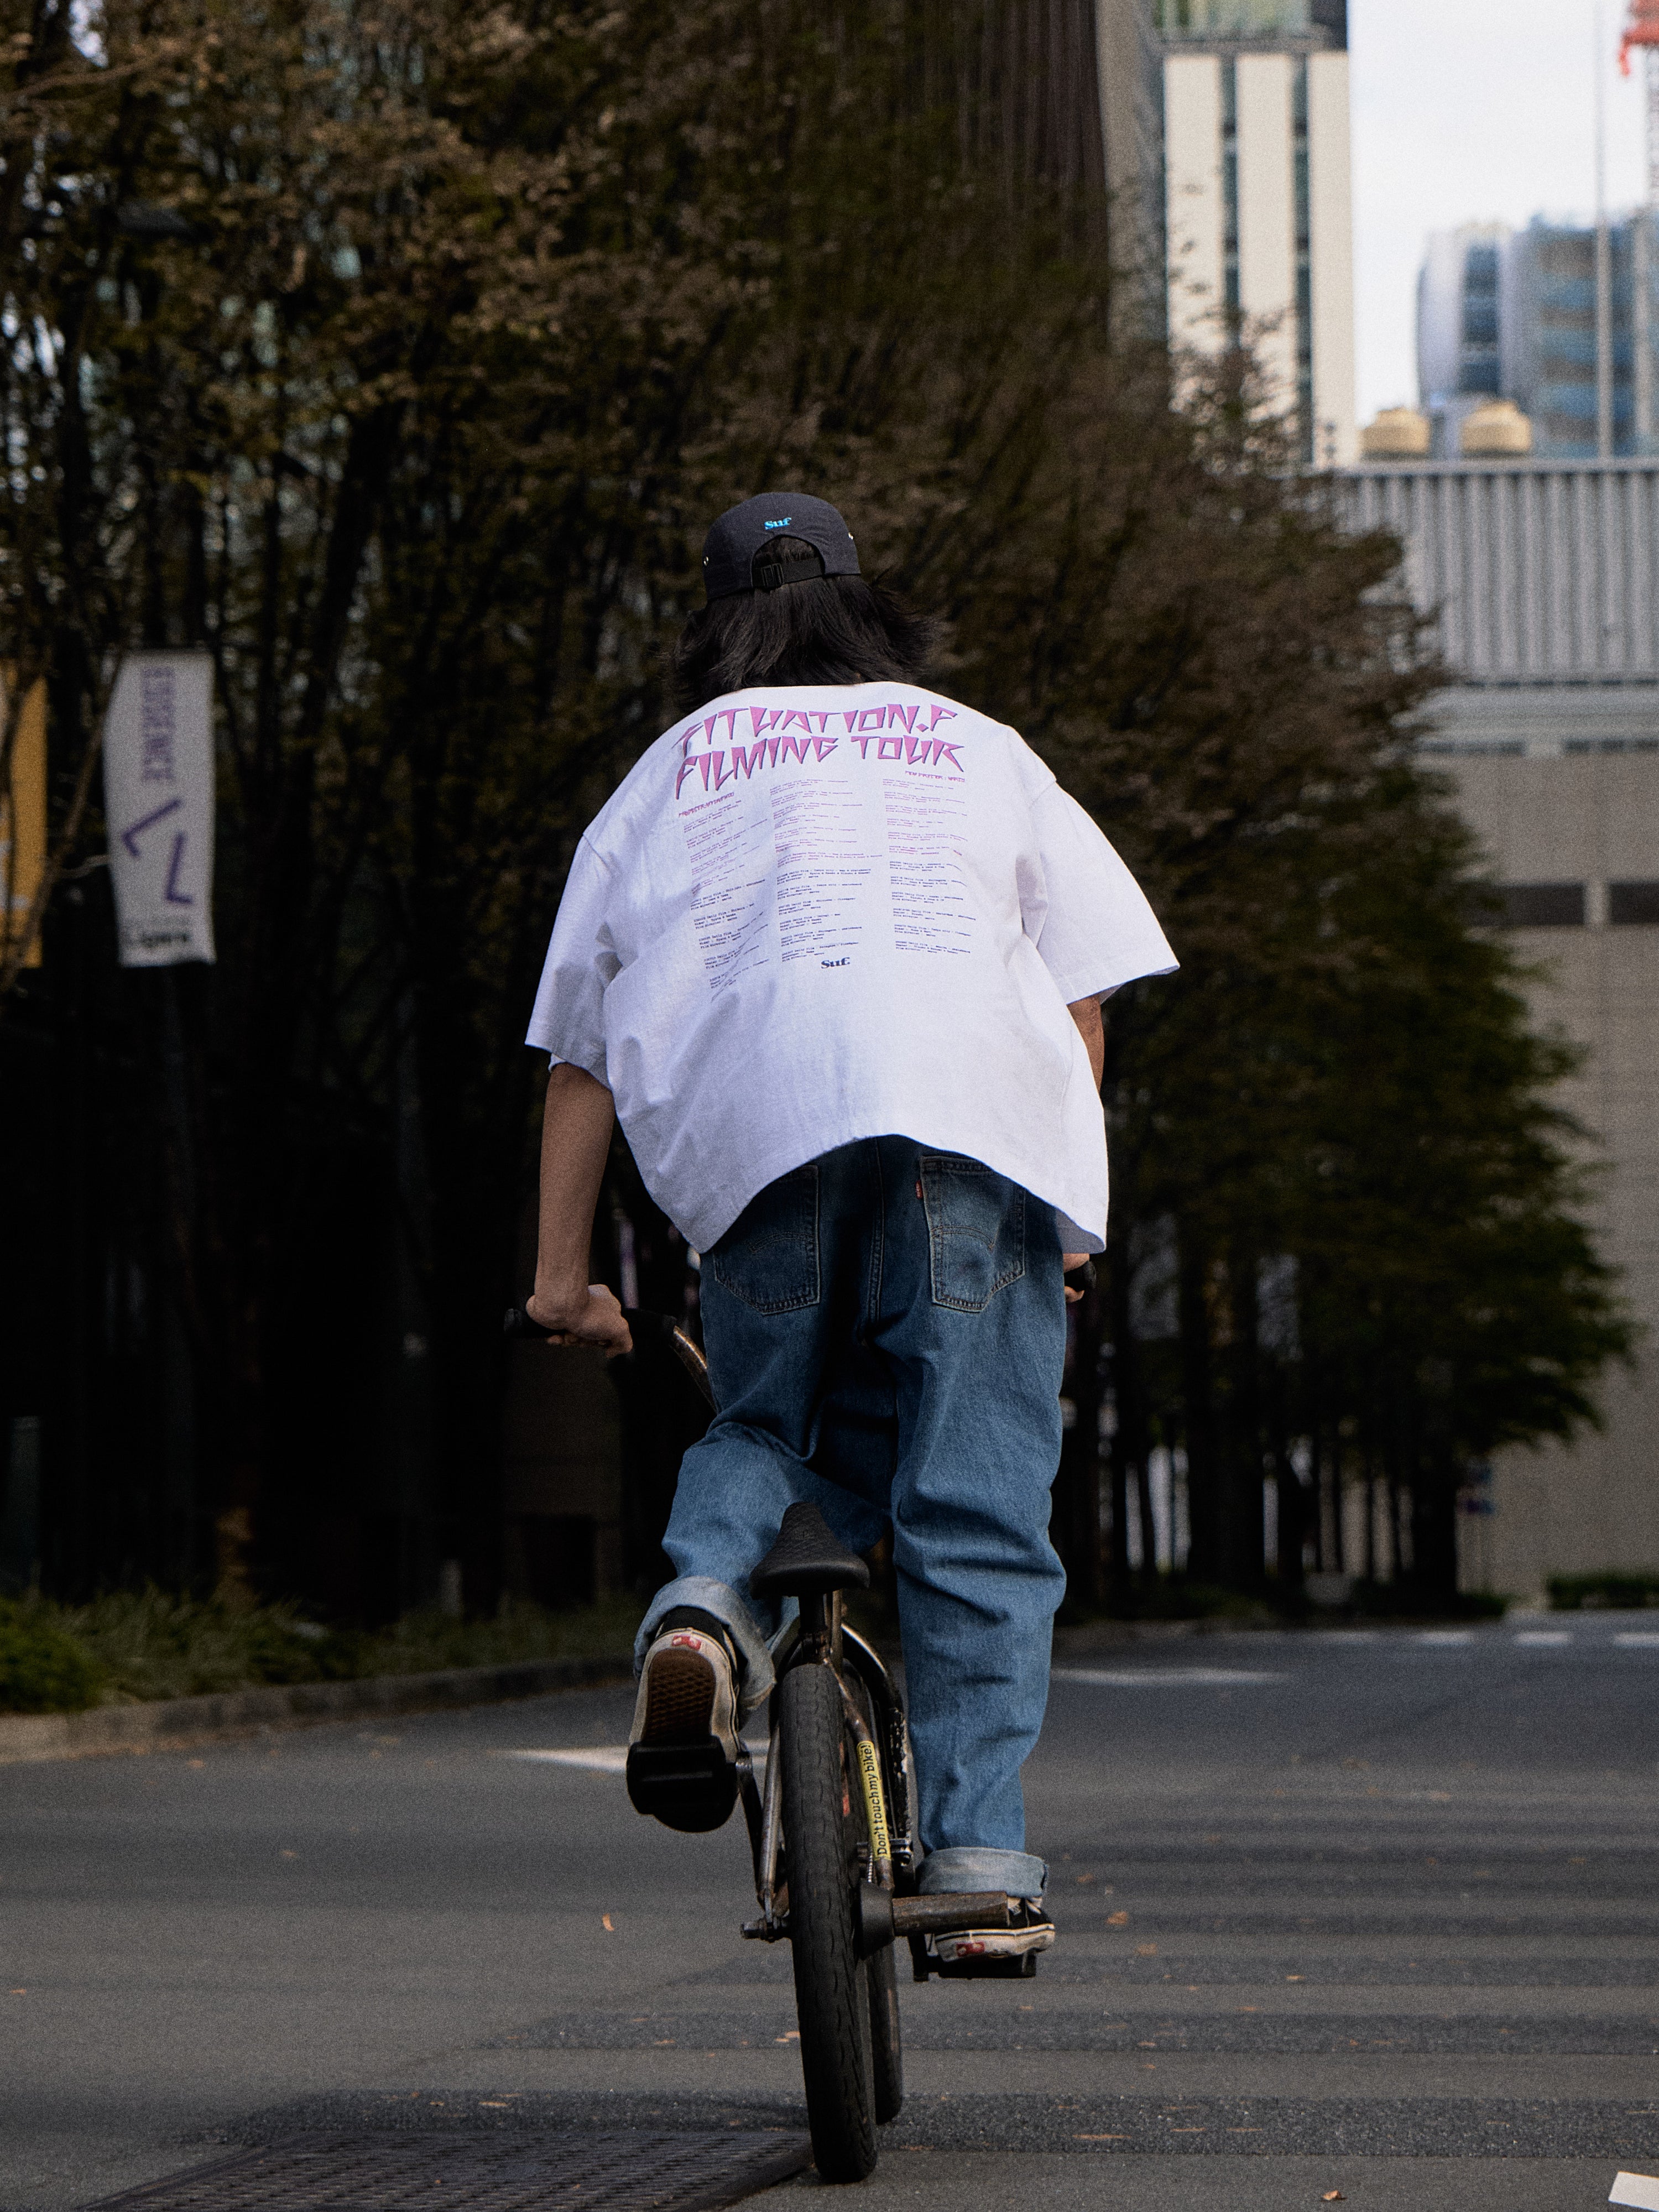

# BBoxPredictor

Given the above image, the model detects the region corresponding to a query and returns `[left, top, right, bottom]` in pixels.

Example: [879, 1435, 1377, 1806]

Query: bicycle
[505, 1302, 1026, 2183]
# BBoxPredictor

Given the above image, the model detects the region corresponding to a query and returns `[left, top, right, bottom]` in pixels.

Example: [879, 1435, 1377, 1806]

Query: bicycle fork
[743, 1587, 899, 1942]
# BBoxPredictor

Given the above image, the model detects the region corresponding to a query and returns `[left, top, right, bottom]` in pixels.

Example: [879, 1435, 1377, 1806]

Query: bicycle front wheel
[779, 1660, 877, 2182]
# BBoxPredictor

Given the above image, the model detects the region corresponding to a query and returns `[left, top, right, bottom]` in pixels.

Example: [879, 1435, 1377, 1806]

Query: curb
[0, 1652, 634, 1766]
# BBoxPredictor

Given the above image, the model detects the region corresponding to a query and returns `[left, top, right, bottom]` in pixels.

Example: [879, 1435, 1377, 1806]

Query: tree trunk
[1178, 1234, 1223, 1584]
[1055, 1275, 1105, 1610]
[1410, 1453, 1462, 1610]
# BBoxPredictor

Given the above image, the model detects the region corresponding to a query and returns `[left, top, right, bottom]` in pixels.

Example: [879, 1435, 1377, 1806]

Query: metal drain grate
[88, 2130, 813, 2212]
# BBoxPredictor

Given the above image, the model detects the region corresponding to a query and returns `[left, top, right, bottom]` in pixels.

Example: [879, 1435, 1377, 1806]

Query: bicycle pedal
[932, 1948, 1041, 1980]
[625, 1738, 739, 1833]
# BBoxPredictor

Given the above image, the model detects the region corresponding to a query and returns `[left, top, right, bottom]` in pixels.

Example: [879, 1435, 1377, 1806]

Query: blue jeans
[636, 1135, 1067, 1898]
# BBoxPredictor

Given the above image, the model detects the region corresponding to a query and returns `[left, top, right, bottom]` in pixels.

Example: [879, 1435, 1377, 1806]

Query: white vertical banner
[102, 651, 216, 967]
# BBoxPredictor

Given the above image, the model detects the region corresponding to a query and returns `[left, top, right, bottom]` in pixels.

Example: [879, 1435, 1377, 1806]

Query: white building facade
[1160, 1, 1357, 463]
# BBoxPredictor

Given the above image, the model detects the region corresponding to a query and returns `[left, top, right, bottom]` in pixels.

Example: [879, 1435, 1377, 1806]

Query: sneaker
[625, 1611, 743, 1833]
[930, 1897, 1056, 1980]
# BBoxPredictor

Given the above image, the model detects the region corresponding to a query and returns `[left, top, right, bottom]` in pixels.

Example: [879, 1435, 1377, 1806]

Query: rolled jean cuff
[634, 1575, 776, 1719]
[915, 1846, 1048, 1901]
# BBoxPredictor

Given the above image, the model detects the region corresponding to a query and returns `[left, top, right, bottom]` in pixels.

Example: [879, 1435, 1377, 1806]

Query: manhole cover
[88, 2131, 813, 2212]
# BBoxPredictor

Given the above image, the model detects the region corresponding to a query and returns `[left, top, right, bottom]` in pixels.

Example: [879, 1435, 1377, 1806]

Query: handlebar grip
[505, 1303, 681, 1340]
[503, 1303, 717, 1412]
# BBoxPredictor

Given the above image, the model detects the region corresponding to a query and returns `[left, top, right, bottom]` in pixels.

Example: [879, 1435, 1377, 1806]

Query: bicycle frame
[742, 1591, 913, 1943]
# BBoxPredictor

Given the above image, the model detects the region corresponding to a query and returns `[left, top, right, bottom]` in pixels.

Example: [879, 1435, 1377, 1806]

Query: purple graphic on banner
[121, 794, 184, 857]
[163, 833, 194, 905]
[139, 664, 178, 783]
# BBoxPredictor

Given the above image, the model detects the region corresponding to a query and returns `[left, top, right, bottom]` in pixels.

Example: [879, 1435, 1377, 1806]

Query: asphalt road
[5, 1615, 1659, 2211]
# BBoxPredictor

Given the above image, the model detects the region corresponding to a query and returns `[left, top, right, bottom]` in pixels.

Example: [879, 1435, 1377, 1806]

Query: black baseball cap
[701, 491, 860, 601]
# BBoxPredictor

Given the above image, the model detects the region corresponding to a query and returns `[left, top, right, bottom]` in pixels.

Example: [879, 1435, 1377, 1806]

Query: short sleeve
[1025, 783, 1177, 1001]
[524, 836, 620, 1081]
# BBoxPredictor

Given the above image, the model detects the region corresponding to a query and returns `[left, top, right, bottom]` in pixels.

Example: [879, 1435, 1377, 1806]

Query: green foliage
[45, 1590, 338, 1703]
[0, 1602, 105, 1713]
[0, 1590, 639, 1712]
[1548, 1573, 1659, 1612]
[337, 1596, 644, 1679]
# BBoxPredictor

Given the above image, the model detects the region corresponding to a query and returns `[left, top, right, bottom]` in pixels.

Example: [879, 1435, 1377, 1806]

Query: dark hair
[672, 539, 940, 711]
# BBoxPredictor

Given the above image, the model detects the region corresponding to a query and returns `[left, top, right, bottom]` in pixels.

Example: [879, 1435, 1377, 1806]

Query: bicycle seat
[749, 1502, 871, 1601]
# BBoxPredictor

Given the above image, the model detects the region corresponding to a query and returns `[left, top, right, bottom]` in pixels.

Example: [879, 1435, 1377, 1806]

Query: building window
[1492, 884, 1587, 928]
[1155, 1, 1323, 34]
[1608, 881, 1659, 926]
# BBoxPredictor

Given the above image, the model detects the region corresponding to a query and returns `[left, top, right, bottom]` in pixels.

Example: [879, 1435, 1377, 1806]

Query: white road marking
[502, 1747, 629, 1772]
[1512, 1630, 1573, 1646]
[499, 1741, 771, 1774]
[1614, 1633, 1659, 1648]
[1417, 1631, 1475, 1645]
[1052, 1668, 1286, 1688]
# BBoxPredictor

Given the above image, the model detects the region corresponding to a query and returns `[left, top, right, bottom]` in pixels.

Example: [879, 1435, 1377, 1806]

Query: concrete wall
[1444, 743, 1659, 1598]
[1306, 50, 1355, 464]
[1234, 51, 1296, 404]
[1164, 51, 1225, 347]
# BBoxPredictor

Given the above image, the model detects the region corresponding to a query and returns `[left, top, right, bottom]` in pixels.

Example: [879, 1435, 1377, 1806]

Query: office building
[1416, 223, 1510, 457]
[1417, 214, 1659, 457]
[1157, 0, 1357, 463]
[1344, 455, 1659, 1597]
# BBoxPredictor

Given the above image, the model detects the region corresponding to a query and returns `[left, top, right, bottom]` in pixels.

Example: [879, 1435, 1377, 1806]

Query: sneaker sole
[639, 1647, 719, 1742]
[627, 1647, 739, 1834]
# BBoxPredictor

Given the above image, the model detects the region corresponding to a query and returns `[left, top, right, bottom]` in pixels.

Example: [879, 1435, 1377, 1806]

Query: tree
[0, 0, 1627, 1616]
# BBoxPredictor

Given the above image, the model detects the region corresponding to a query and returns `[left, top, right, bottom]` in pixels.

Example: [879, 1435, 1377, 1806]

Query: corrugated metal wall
[1343, 463, 1659, 684]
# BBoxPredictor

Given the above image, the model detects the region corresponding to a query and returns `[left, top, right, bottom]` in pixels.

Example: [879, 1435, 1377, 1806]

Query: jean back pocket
[707, 1163, 821, 1314]
[920, 1154, 1026, 1313]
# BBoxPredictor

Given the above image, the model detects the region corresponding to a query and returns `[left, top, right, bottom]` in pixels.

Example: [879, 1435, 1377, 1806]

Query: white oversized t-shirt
[526, 682, 1176, 1256]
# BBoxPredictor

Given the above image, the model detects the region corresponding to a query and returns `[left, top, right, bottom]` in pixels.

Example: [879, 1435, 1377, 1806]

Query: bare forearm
[1062, 997, 1107, 1285]
[534, 1062, 614, 1301]
[526, 1063, 629, 1351]
[1068, 995, 1104, 1089]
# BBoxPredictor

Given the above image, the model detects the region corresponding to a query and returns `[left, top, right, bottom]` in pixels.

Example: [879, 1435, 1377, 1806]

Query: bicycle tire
[867, 1932, 903, 2123]
[780, 1660, 877, 2181]
[840, 1661, 904, 2126]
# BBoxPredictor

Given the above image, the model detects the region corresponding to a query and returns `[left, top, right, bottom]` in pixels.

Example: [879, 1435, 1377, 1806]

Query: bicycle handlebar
[507, 1260, 1092, 1407]
[503, 1302, 717, 1412]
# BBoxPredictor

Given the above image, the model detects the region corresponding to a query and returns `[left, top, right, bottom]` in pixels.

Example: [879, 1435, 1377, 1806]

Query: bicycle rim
[779, 1661, 877, 2182]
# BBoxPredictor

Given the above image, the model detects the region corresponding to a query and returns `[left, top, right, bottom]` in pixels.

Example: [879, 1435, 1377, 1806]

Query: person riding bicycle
[524, 492, 1175, 1971]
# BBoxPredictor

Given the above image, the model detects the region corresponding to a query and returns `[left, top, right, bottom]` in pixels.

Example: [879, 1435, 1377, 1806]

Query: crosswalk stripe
[1052, 1668, 1287, 1687]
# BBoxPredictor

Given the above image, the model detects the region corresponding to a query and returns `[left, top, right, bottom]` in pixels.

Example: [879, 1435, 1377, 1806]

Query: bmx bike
[505, 1302, 1027, 2183]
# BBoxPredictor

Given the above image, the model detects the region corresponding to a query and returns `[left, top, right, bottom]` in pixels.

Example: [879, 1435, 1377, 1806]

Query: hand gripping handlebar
[503, 1302, 717, 1412]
